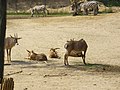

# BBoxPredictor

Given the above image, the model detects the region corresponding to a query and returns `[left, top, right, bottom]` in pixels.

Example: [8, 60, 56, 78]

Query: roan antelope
[26, 50, 48, 61]
[64, 38, 88, 66]
[5, 34, 22, 64]
[49, 48, 61, 59]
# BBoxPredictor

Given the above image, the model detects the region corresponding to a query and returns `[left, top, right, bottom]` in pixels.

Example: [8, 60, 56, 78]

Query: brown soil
[4, 12, 120, 90]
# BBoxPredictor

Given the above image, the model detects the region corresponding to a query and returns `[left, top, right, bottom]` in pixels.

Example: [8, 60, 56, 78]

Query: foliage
[91, 0, 120, 6]
[7, 12, 72, 18]
[102, 7, 113, 13]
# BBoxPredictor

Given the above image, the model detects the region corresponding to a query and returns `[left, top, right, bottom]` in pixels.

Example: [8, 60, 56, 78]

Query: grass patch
[7, 12, 72, 16]
[7, 9, 116, 19]
[7, 12, 30, 15]
[48, 12, 72, 16]
[7, 12, 72, 19]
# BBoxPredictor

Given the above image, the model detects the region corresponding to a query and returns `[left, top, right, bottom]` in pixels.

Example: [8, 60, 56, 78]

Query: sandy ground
[4, 13, 120, 90]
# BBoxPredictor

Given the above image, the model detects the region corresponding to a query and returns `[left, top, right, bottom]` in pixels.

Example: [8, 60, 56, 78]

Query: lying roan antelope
[64, 38, 88, 66]
[49, 48, 61, 59]
[5, 34, 22, 63]
[26, 50, 48, 61]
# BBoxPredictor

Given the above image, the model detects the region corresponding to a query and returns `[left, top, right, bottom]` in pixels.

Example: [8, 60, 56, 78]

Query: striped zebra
[30, 5, 49, 17]
[71, 1, 102, 16]
[71, 2, 79, 16]
[79, 1, 99, 15]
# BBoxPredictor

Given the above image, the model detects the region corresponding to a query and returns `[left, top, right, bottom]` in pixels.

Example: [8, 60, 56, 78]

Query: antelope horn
[26, 49, 30, 53]
[55, 48, 60, 50]
[10, 35, 13, 38]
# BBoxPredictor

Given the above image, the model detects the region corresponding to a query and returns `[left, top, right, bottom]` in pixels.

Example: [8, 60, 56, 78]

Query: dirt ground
[4, 12, 120, 90]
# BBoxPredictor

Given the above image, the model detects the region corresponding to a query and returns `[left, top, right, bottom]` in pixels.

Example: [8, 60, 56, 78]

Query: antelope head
[10, 33, 22, 45]
[50, 48, 60, 52]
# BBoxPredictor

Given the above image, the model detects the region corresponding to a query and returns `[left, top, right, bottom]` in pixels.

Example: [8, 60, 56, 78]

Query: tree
[0, 0, 6, 83]
[70, 0, 87, 4]
[14, 0, 18, 13]
[43, 0, 46, 6]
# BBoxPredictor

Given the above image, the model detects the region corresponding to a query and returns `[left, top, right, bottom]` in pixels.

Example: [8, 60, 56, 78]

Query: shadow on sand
[5, 60, 120, 73]
[65, 63, 120, 73]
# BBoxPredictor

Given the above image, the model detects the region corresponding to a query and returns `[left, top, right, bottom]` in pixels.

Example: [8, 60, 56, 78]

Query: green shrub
[105, 7, 113, 13]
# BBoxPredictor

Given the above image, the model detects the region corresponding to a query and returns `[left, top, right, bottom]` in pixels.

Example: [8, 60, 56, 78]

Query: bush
[103, 7, 113, 13]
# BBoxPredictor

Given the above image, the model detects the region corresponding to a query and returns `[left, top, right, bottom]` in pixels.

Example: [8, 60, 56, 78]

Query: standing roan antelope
[64, 38, 88, 66]
[26, 50, 48, 61]
[49, 48, 61, 59]
[5, 34, 22, 63]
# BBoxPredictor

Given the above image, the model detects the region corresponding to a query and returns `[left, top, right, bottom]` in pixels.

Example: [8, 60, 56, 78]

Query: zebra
[79, 1, 99, 15]
[71, 2, 79, 16]
[71, 1, 102, 16]
[30, 5, 49, 17]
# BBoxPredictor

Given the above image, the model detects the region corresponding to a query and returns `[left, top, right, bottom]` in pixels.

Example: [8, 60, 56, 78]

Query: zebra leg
[31, 9, 34, 17]
[85, 9, 88, 15]
[73, 9, 78, 16]
[36, 10, 39, 17]
[43, 10, 46, 17]
[93, 6, 99, 15]
[93, 9, 97, 15]
[47, 9, 49, 15]
[73, 12, 77, 16]
[83, 8, 88, 15]
[34, 10, 38, 17]
[31, 13, 33, 17]
[73, 5, 78, 16]
[77, 9, 81, 15]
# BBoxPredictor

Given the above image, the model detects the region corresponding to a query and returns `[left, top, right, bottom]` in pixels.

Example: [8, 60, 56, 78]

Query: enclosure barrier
[0, 0, 14, 90]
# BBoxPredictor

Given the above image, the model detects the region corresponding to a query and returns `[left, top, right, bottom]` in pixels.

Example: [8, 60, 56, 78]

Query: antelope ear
[32, 50, 35, 54]
[50, 48, 54, 51]
[32, 50, 37, 55]
[64, 43, 69, 49]
[26, 49, 30, 53]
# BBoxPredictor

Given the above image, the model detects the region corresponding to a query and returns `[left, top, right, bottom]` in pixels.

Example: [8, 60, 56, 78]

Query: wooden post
[0, 0, 6, 83]
[1, 77, 14, 90]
